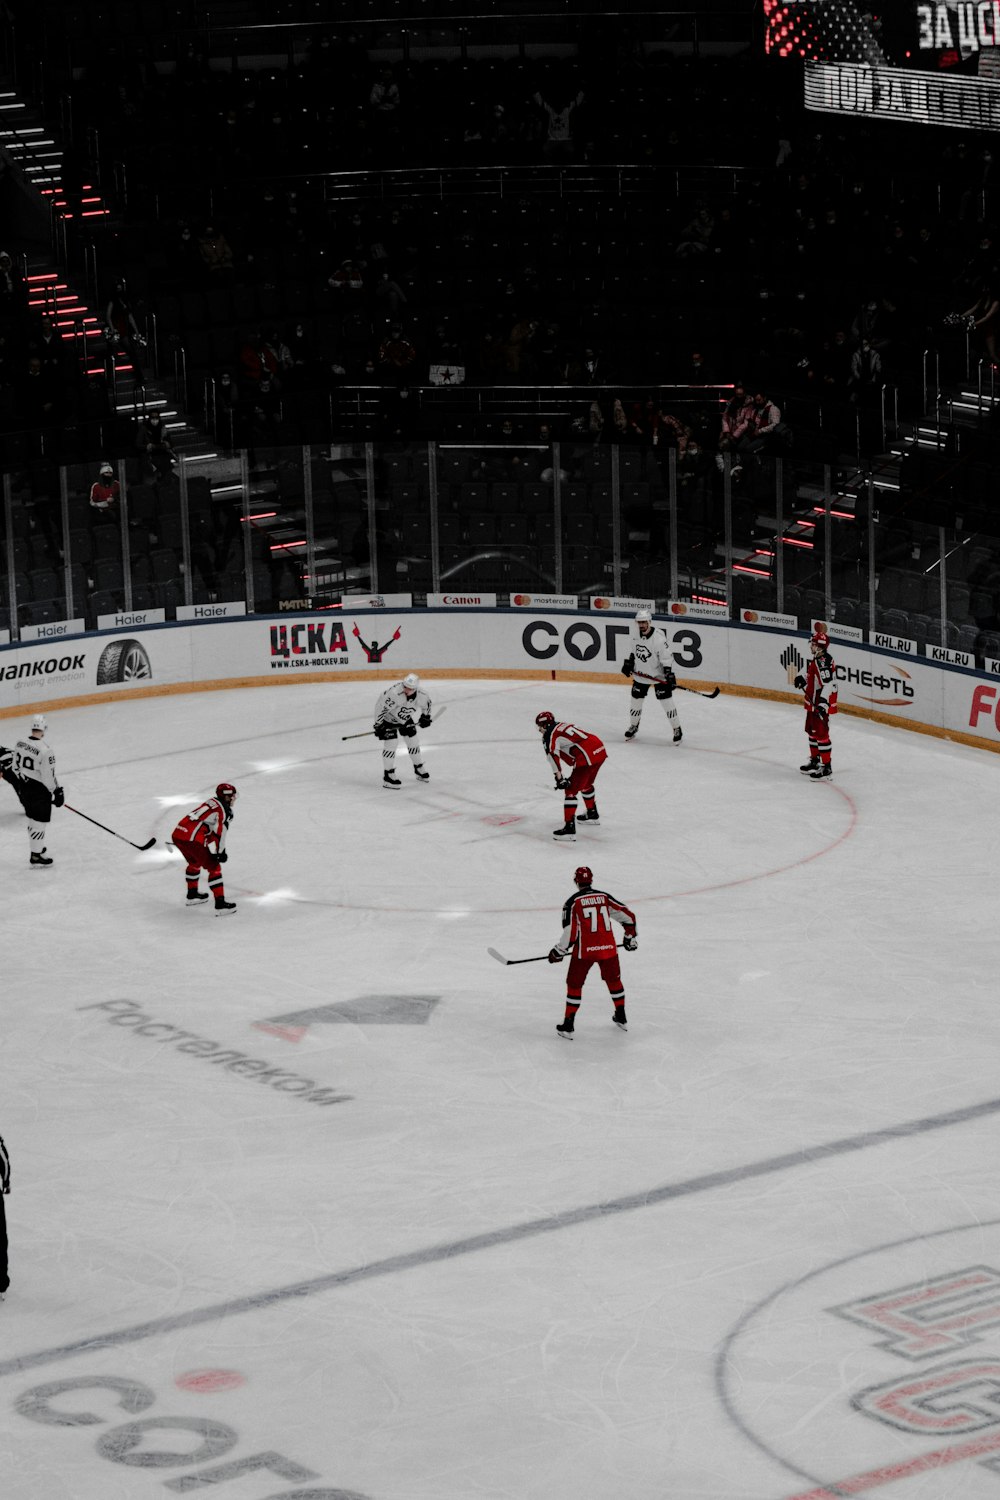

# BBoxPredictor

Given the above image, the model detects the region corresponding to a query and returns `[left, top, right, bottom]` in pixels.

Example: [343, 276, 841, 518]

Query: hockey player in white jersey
[620, 610, 683, 743]
[373, 673, 433, 788]
[12, 714, 64, 865]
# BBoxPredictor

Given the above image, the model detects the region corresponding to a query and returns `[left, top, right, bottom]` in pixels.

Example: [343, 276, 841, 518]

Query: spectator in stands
[172, 224, 203, 287]
[533, 87, 585, 161]
[675, 203, 714, 258]
[0, 251, 25, 331]
[374, 270, 408, 326]
[848, 339, 883, 398]
[960, 281, 1000, 366]
[736, 390, 787, 470]
[199, 224, 235, 278]
[89, 462, 120, 513]
[138, 411, 177, 478]
[105, 279, 145, 375]
[369, 66, 402, 152]
[31, 318, 65, 383]
[715, 382, 753, 470]
[378, 324, 417, 384]
[214, 370, 243, 449]
[329, 259, 366, 313]
[18, 355, 61, 429]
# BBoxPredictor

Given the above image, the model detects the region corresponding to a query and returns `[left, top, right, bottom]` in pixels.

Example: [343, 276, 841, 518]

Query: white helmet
[31, 714, 47, 735]
[403, 673, 420, 693]
[635, 609, 653, 626]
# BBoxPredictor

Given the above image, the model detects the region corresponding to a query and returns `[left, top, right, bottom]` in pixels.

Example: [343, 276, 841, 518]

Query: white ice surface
[3, 677, 1000, 1499]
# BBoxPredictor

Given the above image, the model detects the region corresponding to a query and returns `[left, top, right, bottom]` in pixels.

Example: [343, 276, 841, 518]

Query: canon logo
[443, 595, 482, 604]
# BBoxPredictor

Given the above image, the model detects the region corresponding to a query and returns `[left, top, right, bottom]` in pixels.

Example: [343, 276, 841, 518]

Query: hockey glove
[373, 723, 388, 739]
[793, 674, 806, 691]
[53, 786, 65, 808]
[623, 933, 638, 952]
[664, 669, 677, 693]
[548, 948, 565, 963]
[418, 712, 432, 728]
[400, 721, 418, 738]
[217, 849, 228, 864]
[555, 777, 570, 791]
[620, 654, 635, 678]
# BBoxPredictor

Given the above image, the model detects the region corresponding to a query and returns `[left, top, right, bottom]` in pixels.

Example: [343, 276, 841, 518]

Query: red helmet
[535, 711, 555, 732]
[810, 630, 829, 651]
[216, 783, 238, 804]
[574, 866, 593, 887]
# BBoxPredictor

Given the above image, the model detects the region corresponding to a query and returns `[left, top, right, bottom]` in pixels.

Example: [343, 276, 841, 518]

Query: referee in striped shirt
[0, 1133, 9, 1300]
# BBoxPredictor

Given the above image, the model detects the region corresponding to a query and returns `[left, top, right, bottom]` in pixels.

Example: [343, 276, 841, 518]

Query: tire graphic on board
[96, 638, 152, 684]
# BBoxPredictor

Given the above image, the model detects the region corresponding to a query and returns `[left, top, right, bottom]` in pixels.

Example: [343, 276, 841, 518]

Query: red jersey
[555, 887, 637, 960]
[545, 722, 607, 779]
[89, 479, 119, 510]
[804, 652, 838, 715]
[172, 797, 228, 856]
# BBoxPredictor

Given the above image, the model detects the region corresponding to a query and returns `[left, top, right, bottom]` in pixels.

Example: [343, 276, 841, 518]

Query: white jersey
[375, 682, 433, 730]
[13, 732, 58, 793]
[630, 626, 675, 687]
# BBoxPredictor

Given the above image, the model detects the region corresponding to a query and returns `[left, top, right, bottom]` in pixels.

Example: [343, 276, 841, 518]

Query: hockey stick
[488, 942, 626, 966]
[341, 704, 448, 741]
[641, 673, 720, 701]
[63, 803, 156, 852]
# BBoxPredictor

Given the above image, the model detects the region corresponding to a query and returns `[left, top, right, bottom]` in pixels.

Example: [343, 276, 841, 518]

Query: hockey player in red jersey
[548, 865, 637, 1037]
[535, 711, 607, 842]
[794, 631, 838, 779]
[171, 783, 238, 913]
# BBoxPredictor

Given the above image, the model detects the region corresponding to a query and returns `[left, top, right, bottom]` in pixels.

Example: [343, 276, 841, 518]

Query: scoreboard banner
[805, 59, 1000, 129]
[766, 1, 1000, 132]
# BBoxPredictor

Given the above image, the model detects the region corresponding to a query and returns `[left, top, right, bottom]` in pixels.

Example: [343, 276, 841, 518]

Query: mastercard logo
[594, 598, 611, 609]
[513, 594, 531, 606]
[670, 602, 687, 615]
[743, 610, 758, 624]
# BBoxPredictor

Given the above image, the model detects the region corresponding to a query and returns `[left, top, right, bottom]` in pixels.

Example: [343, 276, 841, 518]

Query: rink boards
[0, 606, 999, 753]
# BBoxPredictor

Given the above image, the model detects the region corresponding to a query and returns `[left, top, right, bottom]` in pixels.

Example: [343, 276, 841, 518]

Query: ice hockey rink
[4, 674, 1000, 1500]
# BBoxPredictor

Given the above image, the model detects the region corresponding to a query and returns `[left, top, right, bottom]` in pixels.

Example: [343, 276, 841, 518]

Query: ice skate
[582, 806, 600, 825]
[624, 724, 639, 740]
[214, 899, 237, 915]
[556, 1021, 575, 1039]
[808, 762, 832, 780]
[185, 891, 209, 906]
[672, 726, 683, 744]
[29, 851, 53, 867]
[800, 758, 819, 775]
[413, 764, 430, 781]
[613, 1007, 628, 1031]
[383, 770, 402, 789]
[552, 821, 577, 842]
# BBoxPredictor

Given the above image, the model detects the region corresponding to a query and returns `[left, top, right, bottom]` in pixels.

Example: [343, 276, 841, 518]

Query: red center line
[785, 1429, 1000, 1499]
